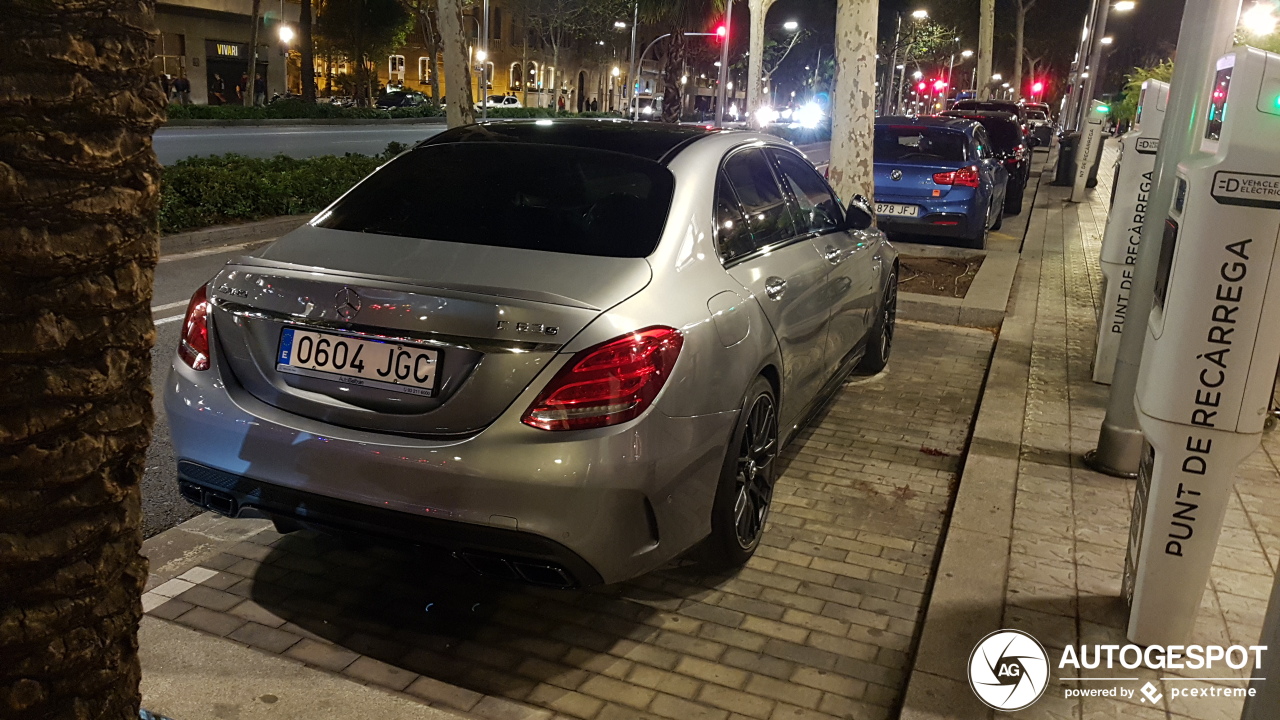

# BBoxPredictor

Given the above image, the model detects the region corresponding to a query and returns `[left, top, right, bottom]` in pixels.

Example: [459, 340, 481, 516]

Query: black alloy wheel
[860, 271, 897, 374]
[733, 392, 778, 550]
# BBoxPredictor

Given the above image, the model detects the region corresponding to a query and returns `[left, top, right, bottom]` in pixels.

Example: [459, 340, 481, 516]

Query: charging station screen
[1205, 67, 1232, 141]
[1154, 218, 1179, 311]
[1136, 86, 1147, 126]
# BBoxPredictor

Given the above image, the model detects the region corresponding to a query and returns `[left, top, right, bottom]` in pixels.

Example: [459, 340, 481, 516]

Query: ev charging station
[1094, 80, 1172, 384]
[1124, 46, 1280, 646]
[1071, 101, 1110, 203]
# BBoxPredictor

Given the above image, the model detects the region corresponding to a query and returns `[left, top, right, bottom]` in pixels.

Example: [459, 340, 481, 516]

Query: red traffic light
[715, 24, 727, 39]
[1031, 80, 1045, 94]
[933, 79, 948, 91]
[917, 82, 927, 92]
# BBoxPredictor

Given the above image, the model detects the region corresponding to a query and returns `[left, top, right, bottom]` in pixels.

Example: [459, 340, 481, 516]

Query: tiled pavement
[905, 142, 1280, 720]
[141, 321, 995, 720]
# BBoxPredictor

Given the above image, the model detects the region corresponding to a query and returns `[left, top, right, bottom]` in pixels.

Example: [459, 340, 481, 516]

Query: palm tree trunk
[661, 25, 686, 123]
[301, 0, 316, 102]
[0, 0, 163, 717]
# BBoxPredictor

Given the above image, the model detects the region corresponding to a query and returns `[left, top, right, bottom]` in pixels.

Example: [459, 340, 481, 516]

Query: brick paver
[142, 321, 994, 720]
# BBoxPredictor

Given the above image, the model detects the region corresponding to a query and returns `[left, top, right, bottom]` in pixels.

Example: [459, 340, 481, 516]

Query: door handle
[823, 246, 842, 264]
[765, 277, 787, 301]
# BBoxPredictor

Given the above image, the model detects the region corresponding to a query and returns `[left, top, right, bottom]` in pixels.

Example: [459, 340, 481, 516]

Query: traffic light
[933, 79, 948, 92]
[1031, 80, 1045, 95]
[917, 81, 927, 92]
[715, 24, 727, 40]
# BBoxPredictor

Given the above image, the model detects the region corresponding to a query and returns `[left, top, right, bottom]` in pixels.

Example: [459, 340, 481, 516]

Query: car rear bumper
[164, 351, 736, 586]
[874, 193, 982, 238]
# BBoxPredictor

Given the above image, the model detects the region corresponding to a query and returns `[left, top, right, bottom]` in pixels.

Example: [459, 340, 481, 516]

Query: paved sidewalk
[139, 320, 995, 720]
[903, 142, 1280, 719]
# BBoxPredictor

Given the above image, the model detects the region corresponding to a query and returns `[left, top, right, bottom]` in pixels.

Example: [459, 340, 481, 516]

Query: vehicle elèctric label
[1135, 137, 1160, 155]
[1211, 171, 1280, 209]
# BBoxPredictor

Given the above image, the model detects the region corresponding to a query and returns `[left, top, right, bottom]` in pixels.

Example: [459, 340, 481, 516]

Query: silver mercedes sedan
[165, 119, 898, 587]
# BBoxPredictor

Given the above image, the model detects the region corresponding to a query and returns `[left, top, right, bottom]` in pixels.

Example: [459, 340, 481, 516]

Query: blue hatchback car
[872, 116, 1009, 249]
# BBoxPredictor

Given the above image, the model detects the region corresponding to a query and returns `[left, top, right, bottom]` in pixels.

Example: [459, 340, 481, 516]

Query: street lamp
[1242, 2, 1279, 35]
[1114, 0, 1136, 10]
[1100, 36, 1114, 45]
[614, 20, 627, 29]
[278, 24, 294, 44]
[911, 9, 929, 19]
[783, 20, 799, 31]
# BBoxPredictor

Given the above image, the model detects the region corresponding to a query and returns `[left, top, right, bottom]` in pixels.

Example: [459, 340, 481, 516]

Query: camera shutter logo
[968, 630, 1050, 711]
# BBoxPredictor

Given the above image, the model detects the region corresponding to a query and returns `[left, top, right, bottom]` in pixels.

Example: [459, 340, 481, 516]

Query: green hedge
[159, 145, 409, 233]
[166, 99, 445, 120]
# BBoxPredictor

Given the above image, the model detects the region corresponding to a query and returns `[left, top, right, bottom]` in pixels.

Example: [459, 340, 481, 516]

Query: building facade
[154, 0, 299, 105]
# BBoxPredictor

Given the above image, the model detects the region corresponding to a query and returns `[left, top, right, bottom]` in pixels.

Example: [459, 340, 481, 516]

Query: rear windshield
[954, 101, 1020, 115]
[875, 126, 968, 162]
[315, 143, 675, 258]
[970, 118, 1022, 150]
[1026, 110, 1047, 120]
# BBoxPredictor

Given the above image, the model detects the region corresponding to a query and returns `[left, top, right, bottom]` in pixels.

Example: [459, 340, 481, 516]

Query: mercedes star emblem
[335, 287, 361, 321]
[891, 169, 903, 181]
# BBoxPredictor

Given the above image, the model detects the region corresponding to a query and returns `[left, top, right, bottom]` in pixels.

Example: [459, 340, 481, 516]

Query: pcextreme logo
[967, 630, 1268, 711]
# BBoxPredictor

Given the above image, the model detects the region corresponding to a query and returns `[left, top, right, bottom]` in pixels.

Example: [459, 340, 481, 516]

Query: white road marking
[151, 300, 189, 313]
[154, 314, 186, 326]
[159, 238, 275, 264]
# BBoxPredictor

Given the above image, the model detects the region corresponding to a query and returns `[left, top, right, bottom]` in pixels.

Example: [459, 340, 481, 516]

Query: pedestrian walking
[210, 74, 227, 105]
[557, 95, 565, 112]
[254, 74, 266, 106]
[160, 73, 172, 101]
[174, 74, 191, 105]
[238, 73, 248, 103]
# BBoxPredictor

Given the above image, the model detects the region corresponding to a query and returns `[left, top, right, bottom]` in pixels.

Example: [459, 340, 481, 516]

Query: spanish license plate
[876, 203, 919, 217]
[276, 327, 439, 397]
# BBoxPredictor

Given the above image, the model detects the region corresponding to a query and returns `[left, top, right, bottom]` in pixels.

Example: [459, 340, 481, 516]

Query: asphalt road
[153, 124, 447, 164]
[144, 239, 275, 537]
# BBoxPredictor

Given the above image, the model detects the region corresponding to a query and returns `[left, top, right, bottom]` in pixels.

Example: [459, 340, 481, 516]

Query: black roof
[421, 119, 718, 163]
[875, 116, 979, 132]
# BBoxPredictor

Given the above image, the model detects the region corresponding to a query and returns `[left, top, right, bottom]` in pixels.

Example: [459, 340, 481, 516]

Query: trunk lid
[209, 225, 652, 436]
[874, 160, 970, 200]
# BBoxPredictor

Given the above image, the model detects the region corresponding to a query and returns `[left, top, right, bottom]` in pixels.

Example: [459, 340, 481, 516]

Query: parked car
[872, 116, 1009, 249]
[164, 119, 899, 588]
[375, 90, 427, 109]
[1024, 108, 1054, 148]
[942, 110, 1031, 215]
[476, 94, 524, 111]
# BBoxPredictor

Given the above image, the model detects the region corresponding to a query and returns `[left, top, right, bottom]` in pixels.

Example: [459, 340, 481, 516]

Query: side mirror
[846, 194, 874, 231]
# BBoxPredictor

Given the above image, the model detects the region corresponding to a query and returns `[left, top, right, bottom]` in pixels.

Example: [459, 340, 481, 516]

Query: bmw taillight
[933, 166, 981, 188]
[522, 327, 683, 431]
[177, 285, 211, 371]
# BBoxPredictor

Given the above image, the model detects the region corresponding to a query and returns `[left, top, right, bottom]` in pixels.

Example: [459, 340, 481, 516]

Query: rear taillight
[932, 166, 981, 188]
[177, 285, 211, 371]
[522, 327, 683, 431]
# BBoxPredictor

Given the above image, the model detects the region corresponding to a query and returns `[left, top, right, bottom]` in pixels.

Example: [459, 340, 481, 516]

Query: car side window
[770, 149, 844, 236]
[721, 148, 797, 254]
[974, 127, 992, 159]
[714, 172, 755, 263]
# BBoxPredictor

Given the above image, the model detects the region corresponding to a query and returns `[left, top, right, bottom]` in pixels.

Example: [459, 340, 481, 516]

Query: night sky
[750, 0, 1187, 103]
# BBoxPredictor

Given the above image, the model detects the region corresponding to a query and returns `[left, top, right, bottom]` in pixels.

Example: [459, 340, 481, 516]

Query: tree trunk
[1013, 0, 1027, 102]
[746, 0, 776, 125]
[828, 0, 877, 203]
[301, 0, 316, 102]
[521, 34, 530, 107]
[0, 0, 163, 717]
[977, 0, 994, 99]
[438, 0, 475, 126]
[423, 1, 442, 106]
[661, 25, 686, 124]
[245, 0, 262, 105]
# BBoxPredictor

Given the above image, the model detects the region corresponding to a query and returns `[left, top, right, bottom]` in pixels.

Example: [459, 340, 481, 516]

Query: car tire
[859, 269, 897, 374]
[1004, 181, 1024, 215]
[701, 376, 779, 570]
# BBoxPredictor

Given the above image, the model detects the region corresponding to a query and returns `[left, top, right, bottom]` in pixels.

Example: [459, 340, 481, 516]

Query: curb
[163, 117, 448, 128]
[162, 215, 312, 256]
[898, 154, 1058, 720]
[895, 246, 1019, 330]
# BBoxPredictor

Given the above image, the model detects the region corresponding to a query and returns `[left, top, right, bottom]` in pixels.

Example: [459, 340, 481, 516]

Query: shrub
[159, 144, 407, 232]
[165, 100, 444, 121]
